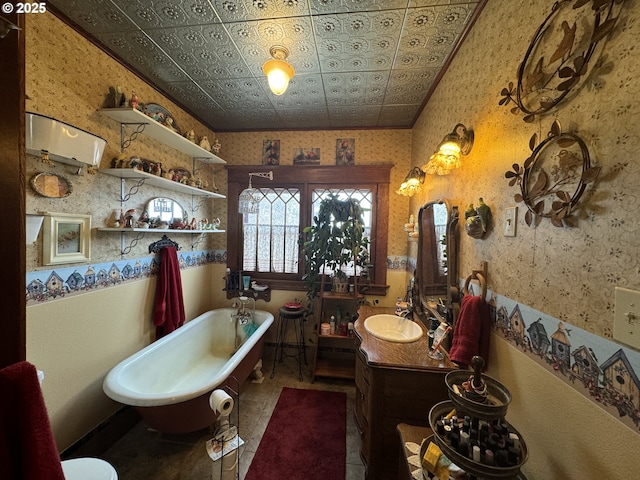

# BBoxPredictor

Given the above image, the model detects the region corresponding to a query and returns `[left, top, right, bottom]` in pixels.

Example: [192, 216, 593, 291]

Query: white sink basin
[363, 314, 423, 343]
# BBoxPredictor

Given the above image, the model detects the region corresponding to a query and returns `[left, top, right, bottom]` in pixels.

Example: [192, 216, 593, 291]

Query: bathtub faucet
[232, 296, 255, 351]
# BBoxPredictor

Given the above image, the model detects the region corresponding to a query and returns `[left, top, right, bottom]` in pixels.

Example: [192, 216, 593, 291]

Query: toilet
[61, 458, 118, 480]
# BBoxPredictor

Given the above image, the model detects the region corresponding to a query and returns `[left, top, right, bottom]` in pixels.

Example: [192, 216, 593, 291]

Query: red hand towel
[153, 246, 185, 338]
[449, 295, 491, 370]
[0, 361, 65, 480]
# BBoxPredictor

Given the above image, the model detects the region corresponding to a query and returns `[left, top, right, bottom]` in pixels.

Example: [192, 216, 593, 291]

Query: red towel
[449, 295, 491, 370]
[0, 361, 65, 480]
[153, 246, 185, 338]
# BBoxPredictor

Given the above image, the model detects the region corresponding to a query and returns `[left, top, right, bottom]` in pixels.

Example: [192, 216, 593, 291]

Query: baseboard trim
[61, 406, 141, 459]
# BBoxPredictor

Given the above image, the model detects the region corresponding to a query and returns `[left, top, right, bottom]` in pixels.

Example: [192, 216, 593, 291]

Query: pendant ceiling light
[262, 46, 295, 96]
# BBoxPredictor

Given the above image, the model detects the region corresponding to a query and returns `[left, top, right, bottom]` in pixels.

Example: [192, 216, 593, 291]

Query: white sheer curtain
[242, 188, 300, 273]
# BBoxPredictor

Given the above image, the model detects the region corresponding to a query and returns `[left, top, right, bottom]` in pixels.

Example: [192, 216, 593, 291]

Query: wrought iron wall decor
[499, 0, 624, 123]
[505, 120, 600, 227]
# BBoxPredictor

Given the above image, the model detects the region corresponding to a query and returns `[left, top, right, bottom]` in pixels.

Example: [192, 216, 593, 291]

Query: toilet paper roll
[209, 389, 234, 416]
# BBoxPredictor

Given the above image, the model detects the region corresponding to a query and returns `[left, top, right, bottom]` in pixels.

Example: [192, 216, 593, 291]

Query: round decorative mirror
[145, 197, 186, 225]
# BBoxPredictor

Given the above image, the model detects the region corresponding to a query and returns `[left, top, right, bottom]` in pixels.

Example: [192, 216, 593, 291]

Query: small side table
[270, 306, 307, 381]
[397, 423, 432, 480]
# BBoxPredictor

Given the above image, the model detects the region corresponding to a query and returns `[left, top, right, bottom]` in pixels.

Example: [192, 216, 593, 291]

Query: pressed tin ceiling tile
[48, 0, 485, 131]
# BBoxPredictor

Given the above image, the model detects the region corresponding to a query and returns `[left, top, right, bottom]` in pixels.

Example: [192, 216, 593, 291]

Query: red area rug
[245, 387, 346, 480]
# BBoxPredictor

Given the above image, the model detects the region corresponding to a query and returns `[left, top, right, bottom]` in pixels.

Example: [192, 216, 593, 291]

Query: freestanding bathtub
[103, 307, 274, 433]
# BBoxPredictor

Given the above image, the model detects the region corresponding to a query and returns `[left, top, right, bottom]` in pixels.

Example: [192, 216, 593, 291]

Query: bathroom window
[242, 188, 301, 274]
[227, 165, 391, 294]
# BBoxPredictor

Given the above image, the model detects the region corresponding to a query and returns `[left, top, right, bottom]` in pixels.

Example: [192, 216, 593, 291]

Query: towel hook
[463, 261, 488, 300]
[149, 234, 180, 253]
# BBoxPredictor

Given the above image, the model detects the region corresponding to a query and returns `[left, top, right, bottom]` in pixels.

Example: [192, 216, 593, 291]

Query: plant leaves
[557, 137, 577, 148]
[533, 200, 545, 215]
[529, 133, 538, 151]
[514, 193, 524, 203]
[505, 170, 517, 178]
[582, 166, 601, 183]
[499, 96, 510, 106]
[523, 113, 536, 123]
[525, 209, 533, 227]
[559, 66, 575, 78]
[573, 55, 587, 76]
[592, 18, 617, 43]
[551, 120, 562, 137]
[551, 216, 565, 227]
[509, 177, 518, 187]
[524, 155, 534, 170]
[501, 87, 511, 96]
[558, 77, 578, 91]
[530, 169, 548, 198]
[556, 190, 572, 203]
[540, 98, 556, 109]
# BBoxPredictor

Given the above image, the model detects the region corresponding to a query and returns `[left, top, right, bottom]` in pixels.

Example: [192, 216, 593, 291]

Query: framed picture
[42, 212, 91, 265]
[293, 148, 320, 165]
[262, 139, 280, 165]
[336, 138, 355, 165]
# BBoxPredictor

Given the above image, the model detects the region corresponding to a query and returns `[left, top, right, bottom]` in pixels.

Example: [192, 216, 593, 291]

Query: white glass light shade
[263, 59, 295, 95]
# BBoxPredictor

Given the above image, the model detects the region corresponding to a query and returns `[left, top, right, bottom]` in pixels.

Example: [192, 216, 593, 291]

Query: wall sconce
[423, 123, 474, 175]
[262, 46, 295, 95]
[239, 171, 274, 214]
[396, 166, 425, 197]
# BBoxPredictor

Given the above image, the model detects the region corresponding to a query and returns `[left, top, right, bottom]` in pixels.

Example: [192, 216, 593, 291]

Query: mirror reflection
[145, 197, 185, 225]
[413, 199, 459, 327]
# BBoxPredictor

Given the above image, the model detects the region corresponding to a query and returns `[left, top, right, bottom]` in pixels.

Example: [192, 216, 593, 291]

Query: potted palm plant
[302, 193, 370, 302]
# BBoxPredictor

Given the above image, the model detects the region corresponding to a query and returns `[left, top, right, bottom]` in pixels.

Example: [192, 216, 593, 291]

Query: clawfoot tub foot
[251, 359, 264, 383]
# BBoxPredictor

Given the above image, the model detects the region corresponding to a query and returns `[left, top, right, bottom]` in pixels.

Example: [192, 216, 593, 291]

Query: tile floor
[101, 352, 365, 480]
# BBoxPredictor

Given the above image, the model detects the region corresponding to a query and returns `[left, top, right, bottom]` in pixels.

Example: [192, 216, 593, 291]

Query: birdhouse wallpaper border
[466, 283, 640, 433]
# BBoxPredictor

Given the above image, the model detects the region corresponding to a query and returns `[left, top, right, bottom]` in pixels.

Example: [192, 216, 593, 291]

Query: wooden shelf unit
[311, 278, 361, 382]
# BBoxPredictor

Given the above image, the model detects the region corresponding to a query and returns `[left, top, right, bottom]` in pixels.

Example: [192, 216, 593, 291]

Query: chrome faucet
[232, 296, 255, 351]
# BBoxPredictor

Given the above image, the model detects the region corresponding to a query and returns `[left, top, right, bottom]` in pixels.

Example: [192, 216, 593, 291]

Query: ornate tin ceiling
[49, 0, 484, 131]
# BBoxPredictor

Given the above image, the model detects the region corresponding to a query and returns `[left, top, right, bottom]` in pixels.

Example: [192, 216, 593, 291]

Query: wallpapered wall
[25, 12, 226, 268]
[25, 11, 412, 270]
[409, 0, 640, 477]
[412, 0, 639, 337]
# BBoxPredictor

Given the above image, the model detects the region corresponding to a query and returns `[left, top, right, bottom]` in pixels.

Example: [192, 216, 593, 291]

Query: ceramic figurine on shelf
[185, 129, 196, 143]
[211, 218, 221, 230]
[211, 138, 221, 154]
[129, 91, 140, 110]
[124, 209, 135, 228]
[165, 117, 178, 132]
[199, 135, 211, 151]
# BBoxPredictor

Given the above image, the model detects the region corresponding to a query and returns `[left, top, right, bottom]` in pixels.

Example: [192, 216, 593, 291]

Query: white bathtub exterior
[103, 308, 273, 407]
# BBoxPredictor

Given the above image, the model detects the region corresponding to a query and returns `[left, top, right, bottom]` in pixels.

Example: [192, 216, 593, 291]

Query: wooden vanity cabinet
[354, 306, 454, 480]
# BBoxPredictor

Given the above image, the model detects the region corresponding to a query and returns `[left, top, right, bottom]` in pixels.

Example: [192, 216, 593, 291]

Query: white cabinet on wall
[97, 107, 227, 255]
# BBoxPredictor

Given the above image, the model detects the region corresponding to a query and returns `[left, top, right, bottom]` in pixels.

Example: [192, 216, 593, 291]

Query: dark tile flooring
[100, 352, 365, 479]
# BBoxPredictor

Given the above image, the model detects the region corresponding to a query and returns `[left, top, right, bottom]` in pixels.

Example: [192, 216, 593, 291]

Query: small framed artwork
[336, 138, 355, 165]
[262, 139, 280, 165]
[42, 212, 91, 265]
[293, 148, 320, 165]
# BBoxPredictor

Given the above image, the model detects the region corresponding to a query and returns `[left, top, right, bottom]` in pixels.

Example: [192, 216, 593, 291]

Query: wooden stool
[270, 306, 306, 381]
